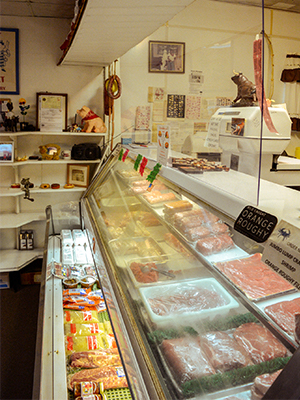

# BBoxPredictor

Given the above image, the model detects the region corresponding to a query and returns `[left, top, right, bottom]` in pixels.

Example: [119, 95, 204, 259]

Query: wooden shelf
[0, 159, 101, 167]
[0, 131, 107, 138]
[0, 248, 43, 272]
[0, 212, 46, 229]
[0, 186, 86, 197]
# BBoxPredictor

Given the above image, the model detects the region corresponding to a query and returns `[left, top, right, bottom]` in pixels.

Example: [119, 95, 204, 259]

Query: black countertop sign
[234, 205, 278, 243]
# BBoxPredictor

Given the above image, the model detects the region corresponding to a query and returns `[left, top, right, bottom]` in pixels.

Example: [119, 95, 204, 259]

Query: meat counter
[34, 144, 300, 400]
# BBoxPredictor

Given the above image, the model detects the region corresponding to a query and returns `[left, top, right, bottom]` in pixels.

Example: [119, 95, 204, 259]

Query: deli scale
[182, 106, 300, 187]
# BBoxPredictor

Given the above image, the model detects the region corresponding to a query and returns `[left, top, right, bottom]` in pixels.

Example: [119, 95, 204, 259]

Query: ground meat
[160, 337, 215, 384]
[196, 234, 234, 256]
[200, 331, 253, 371]
[129, 262, 159, 283]
[233, 323, 287, 364]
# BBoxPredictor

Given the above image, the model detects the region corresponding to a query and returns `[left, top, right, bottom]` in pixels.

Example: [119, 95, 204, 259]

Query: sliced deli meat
[264, 297, 300, 335]
[200, 331, 253, 371]
[215, 253, 294, 300]
[233, 323, 287, 364]
[160, 337, 215, 384]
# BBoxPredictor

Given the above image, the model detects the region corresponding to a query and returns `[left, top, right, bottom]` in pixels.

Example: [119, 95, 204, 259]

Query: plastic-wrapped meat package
[200, 331, 253, 371]
[69, 348, 122, 369]
[65, 334, 106, 355]
[264, 297, 300, 335]
[160, 337, 215, 384]
[185, 223, 229, 242]
[148, 284, 227, 316]
[250, 369, 282, 400]
[173, 208, 219, 227]
[72, 229, 87, 246]
[74, 245, 87, 265]
[64, 323, 105, 336]
[215, 253, 294, 300]
[61, 229, 73, 246]
[62, 245, 74, 265]
[196, 234, 234, 256]
[233, 323, 287, 364]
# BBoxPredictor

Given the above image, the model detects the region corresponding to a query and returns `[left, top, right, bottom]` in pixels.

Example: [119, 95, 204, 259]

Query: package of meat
[200, 331, 253, 371]
[233, 323, 287, 364]
[196, 234, 235, 256]
[163, 200, 193, 216]
[65, 334, 106, 355]
[69, 348, 121, 369]
[264, 297, 300, 335]
[250, 369, 282, 400]
[215, 253, 295, 301]
[140, 278, 239, 327]
[68, 366, 128, 391]
[64, 310, 99, 324]
[64, 323, 105, 336]
[164, 233, 196, 262]
[294, 313, 300, 344]
[160, 337, 215, 384]
[173, 208, 220, 225]
[184, 226, 212, 241]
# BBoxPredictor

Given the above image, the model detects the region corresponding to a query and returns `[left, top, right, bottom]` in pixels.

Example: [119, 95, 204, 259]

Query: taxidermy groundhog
[77, 106, 107, 133]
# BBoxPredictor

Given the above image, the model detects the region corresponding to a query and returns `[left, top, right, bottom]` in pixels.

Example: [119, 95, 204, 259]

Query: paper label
[204, 114, 222, 149]
[262, 220, 300, 290]
[157, 125, 170, 166]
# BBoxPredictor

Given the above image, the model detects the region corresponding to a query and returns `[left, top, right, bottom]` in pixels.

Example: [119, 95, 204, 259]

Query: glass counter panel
[84, 152, 295, 399]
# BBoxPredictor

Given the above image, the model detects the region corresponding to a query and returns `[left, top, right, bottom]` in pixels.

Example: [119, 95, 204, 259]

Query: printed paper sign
[262, 220, 300, 291]
[204, 114, 222, 149]
[157, 125, 170, 166]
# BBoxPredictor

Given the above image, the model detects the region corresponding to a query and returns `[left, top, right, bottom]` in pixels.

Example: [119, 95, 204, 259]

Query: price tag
[262, 220, 300, 291]
[234, 205, 277, 243]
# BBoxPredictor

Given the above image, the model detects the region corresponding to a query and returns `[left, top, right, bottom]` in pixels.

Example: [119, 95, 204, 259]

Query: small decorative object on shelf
[21, 177, 34, 202]
[39, 143, 61, 160]
[77, 106, 107, 133]
[19, 98, 30, 131]
[3, 100, 19, 132]
[231, 71, 257, 107]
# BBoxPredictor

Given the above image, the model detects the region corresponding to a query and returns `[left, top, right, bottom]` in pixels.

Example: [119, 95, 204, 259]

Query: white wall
[120, 0, 300, 152]
[1, 16, 105, 126]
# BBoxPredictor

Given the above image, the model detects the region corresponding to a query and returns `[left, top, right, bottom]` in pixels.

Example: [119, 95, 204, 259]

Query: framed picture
[36, 92, 68, 132]
[149, 41, 185, 73]
[67, 164, 90, 187]
[0, 28, 19, 95]
[0, 141, 14, 162]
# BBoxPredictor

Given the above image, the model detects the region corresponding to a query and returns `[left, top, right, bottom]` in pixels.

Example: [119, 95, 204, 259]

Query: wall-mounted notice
[157, 125, 170, 166]
[204, 113, 222, 149]
[262, 220, 300, 291]
[167, 94, 185, 119]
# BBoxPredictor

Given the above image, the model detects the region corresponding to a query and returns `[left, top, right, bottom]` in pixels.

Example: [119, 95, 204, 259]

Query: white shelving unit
[0, 130, 107, 272]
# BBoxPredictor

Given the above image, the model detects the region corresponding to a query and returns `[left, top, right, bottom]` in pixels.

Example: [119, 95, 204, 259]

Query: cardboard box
[0, 273, 10, 289]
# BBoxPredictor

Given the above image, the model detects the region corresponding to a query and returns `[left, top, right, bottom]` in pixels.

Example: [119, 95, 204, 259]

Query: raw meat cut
[250, 369, 282, 400]
[233, 323, 287, 364]
[264, 297, 300, 334]
[196, 234, 234, 256]
[69, 349, 121, 369]
[200, 331, 253, 371]
[148, 285, 227, 316]
[215, 253, 294, 300]
[160, 337, 215, 384]
[164, 233, 196, 261]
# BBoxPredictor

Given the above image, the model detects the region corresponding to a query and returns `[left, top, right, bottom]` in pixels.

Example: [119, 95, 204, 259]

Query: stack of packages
[60, 229, 129, 399]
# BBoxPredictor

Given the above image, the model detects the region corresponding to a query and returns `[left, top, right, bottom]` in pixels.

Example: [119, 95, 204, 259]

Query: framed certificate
[36, 92, 68, 131]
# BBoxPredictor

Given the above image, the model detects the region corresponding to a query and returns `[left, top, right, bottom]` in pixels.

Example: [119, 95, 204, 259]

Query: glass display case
[68, 144, 300, 400]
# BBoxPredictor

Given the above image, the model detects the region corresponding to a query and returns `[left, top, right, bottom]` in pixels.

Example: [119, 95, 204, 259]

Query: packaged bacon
[69, 349, 121, 369]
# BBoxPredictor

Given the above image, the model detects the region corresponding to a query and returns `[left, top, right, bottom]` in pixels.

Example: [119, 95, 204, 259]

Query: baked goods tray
[108, 237, 169, 268]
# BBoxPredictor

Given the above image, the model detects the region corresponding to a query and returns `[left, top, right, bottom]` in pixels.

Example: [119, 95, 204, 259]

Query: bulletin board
[36, 92, 68, 131]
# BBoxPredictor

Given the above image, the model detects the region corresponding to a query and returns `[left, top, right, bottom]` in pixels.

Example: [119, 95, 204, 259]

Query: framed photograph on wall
[149, 41, 185, 73]
[0, 28, 19, 95]
[67, 164, 90, 187]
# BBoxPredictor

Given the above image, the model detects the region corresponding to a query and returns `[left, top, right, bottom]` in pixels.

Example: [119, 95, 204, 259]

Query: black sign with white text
[234, 205, 277, 243]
